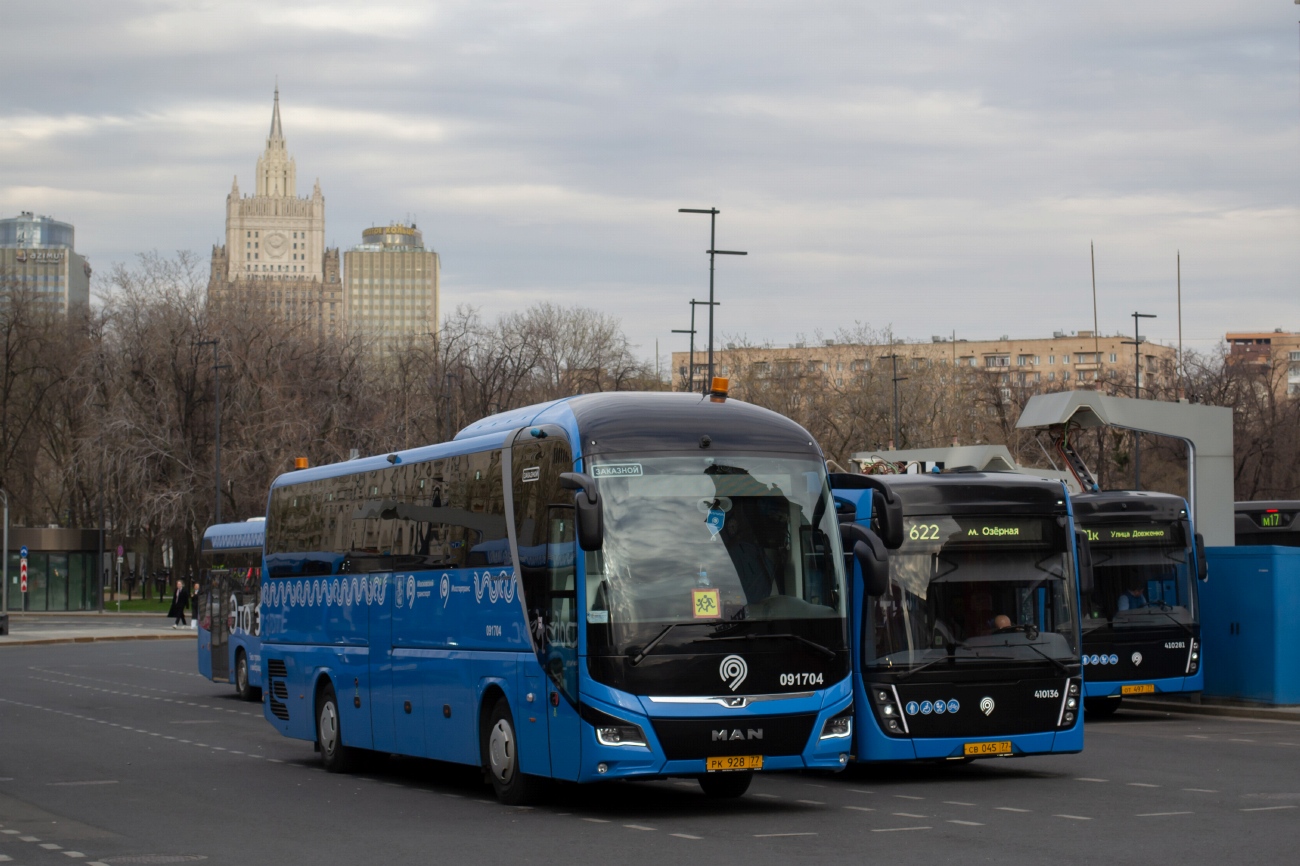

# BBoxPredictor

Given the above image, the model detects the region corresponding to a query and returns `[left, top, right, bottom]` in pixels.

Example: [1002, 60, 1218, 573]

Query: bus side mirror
[1195, 533, 1208, 582]
[1075, 530, 1095, 595]
[827, 473, 904, 550]
[841, 523, 890, 596]
[559, 472, 603, 551]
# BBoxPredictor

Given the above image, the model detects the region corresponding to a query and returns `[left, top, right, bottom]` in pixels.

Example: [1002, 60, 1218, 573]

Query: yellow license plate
[1122, 683, 1155, 695]
[963, 741, 1012, 757]
[706, 755, 763, 772]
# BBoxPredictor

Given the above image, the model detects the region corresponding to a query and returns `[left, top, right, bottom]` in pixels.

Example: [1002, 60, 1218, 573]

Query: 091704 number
[779, 672, 824, 686]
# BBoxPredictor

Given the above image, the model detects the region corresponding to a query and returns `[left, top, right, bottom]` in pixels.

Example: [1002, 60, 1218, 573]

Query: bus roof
[201, 519, 265, 552]
[858, 471, 1069, 515]
[269, 392, 822, 492]
[1073, 490, 1190, 522]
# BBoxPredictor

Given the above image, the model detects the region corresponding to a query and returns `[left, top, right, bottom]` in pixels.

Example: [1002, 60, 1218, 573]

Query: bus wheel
[316, 682, 356, 773]
[1085, 697, 1122, 717]
[234, 651, 254, 702]
[698, 771, 753, 799]
[483, 697, 544, 805]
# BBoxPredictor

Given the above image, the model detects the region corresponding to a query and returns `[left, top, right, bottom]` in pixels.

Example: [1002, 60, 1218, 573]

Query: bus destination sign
[1083, 524, 1173, 544]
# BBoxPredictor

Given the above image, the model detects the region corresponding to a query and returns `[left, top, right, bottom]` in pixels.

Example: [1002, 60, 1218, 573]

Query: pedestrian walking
[167, 579, 190, 629]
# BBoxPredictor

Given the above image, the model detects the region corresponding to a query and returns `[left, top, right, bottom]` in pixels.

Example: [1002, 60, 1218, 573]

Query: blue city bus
[831, 472, 1086, 762]
[258, 391, 862, 802]
[1073, 491, 1207, 715]
[197, 519, 266, 701]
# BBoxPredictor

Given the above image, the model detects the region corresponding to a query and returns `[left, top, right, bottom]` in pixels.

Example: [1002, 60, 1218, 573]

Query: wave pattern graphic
[262, 575, 390, 610]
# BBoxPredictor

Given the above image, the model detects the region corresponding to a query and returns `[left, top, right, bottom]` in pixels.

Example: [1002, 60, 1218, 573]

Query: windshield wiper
[629, 624, 679, 666]
[692, 632, 837, 660]
[1121, 607, 1196, 637]
[893, 645, 1017, 681]
[1008, 637, 1072, 676]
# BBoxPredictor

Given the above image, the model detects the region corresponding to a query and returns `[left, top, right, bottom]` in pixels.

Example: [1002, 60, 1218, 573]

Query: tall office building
[343, 224, 440, 351]
[208, 88, 343, 335]
[0, 212, 91, 313]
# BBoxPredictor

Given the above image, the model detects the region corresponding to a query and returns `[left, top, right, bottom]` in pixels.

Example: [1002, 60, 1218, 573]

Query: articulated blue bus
[197, 519, 265, 701]
[258, 391, 859, 802]
[1073, 491, 1206, 715]
[832, 472, 1085, 762]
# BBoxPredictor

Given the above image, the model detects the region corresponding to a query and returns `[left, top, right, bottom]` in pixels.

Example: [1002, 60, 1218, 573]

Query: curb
[0, 633, 196, 648]
[1125, 698, 1300, 723]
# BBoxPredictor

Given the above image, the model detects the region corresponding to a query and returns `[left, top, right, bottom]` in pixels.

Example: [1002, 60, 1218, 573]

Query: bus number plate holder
[707, 755, 762, 772]
[963, 741, 1012, 757]
[1122, 684, 1155, 695]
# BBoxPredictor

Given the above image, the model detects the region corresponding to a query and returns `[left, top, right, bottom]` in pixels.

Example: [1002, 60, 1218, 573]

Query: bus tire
[1085, 697, 1122, 717]
[234, 650, 254, 702]
[698, 771, 753, 799]
[316, 682, 356, 773]
[483, 697, 544, 805]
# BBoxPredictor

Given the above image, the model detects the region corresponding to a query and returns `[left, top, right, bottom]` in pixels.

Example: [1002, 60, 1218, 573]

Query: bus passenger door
[211, 571, 231, 683]
[542, 506, 582, 780]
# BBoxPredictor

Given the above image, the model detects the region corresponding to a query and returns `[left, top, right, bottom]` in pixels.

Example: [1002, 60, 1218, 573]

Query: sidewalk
[0, 612, 196, 647]
[1126, 695, 1300, 723]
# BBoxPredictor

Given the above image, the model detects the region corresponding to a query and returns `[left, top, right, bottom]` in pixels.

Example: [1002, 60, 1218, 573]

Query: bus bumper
[853, 711, 1083, 762]
[1083, 670, 1202, 699]
[574, 679, 854, 783]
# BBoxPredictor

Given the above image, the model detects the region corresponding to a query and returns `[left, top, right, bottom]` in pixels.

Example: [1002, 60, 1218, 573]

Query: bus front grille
[650, 713, 818, 761]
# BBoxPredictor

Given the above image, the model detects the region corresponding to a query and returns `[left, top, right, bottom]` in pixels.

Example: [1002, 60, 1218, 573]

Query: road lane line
[850, 789, 875, 795]
[948, 820, 984, 826]
[671, 833, 702, 840]
[1128, 783, 1160, 788]
[624, 824, 656, 831]
[872, 827, 930, 833]
[753, 793, 779, 799]
[895, 794, 924, 800]
[996, 808, 1031, 813]
[754, 833, 817, 838]
[893, 813, 927, 819]
[1183, 788, 1217, 793]
[1054, 815, 1092, 820]
[63, 852, 87, 859]
[843, 806, 874, 812]
[1136, 812, 1193, 817]
[582, 818, 610, 823]
[1075, 778, 1107, 783]
[796, 799, 824, 805]
[1241, 805, 1297, 812]
[944, 801, 975, 806]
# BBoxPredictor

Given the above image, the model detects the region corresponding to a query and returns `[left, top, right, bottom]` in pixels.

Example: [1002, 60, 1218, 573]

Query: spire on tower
[269, 85, 283, 141]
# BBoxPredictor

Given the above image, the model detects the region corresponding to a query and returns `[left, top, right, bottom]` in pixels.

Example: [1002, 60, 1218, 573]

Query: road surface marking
[1128, 783, 1159, 788]
[843, 806, 874, 812]
[1075, 778, 1107, 783]
[1184, 788, 1218, 793]
[797, 799, 824, 806]
[624, 825, 655, 831]
[872, 827, 930, 833]
[893, 813, 927, 819]
[755, 833, 817, 838]
[63, 852, 87, 859]
[753, 793, 779, 799]
[1241, 805, 1297, 812]
[582, 818, 610, 823]
[948, 820, 984, 826]
[671, 833, 702, 840]
[895, 794, 924, 800]
[944, 801, 975, 806]
[1136, 812, 1193, 817]
[995, 808, 1031, 813]
[1054, 815, 1092, 821]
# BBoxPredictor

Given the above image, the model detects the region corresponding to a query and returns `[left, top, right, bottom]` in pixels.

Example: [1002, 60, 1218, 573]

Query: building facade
[672, 330, 1178, 395]
[207, 89, 342, 335]
[1226, 330, 1300, 397]
[0, 212, 91, 313]
[343, 224, 440, 350]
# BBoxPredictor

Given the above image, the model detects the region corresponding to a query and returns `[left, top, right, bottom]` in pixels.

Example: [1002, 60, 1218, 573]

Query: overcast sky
[3, 1, 1297, 362]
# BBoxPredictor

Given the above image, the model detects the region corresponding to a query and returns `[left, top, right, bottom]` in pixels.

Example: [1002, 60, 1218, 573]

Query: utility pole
[1122, 312, 1157, 489]
[678, 208, 746, 385]
[879, 351, 908, 448]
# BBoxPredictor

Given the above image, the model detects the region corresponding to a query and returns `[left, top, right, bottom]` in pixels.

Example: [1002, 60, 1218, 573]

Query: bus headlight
[868, 686, 908, 738]
[820, 711, 853, 740]
[1186, 639, 1200, 675]
[595, 722, 648, 748]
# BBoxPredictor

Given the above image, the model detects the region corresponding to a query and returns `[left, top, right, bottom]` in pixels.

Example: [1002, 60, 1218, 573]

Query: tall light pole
[679, 208, 746, 385]
[200, 340, 230, 523]
[879, 352, 908, 448]
[1, 488, 8, 615]
[1122, 311, 1157, 489]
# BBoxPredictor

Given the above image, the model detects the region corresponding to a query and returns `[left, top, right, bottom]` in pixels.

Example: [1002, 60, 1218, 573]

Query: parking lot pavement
[1, 640, 1297, 865]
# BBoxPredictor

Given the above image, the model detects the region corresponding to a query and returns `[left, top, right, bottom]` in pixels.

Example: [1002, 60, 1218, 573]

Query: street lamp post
[679, 208, 746, 386]
[1122, 311, 1157, 489]
[1, 488, 8, 615]
[879, 352, 908, 448]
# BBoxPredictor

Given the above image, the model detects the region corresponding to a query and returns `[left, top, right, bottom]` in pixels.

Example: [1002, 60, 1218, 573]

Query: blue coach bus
[258, 390, 867, 802]
[832, 472, 1086, 762]
[1073, 491, 1206, 715]
[197, 519, 265, 701]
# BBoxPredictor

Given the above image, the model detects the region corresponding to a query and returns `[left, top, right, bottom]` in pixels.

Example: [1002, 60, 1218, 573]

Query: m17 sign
[20, 557, 28, 593]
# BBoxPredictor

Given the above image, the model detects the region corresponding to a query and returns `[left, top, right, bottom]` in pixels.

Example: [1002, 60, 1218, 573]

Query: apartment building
[1226, 330, 1300, 397]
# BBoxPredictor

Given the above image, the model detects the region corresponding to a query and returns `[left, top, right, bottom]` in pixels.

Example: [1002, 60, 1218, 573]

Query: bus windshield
[866, 515, 1079, 668]
[585, 454, 846, 654]
[1081, 523, 1196, 631]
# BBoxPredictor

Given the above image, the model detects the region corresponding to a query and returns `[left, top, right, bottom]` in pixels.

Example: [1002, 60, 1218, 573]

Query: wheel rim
[488, 718, 516, 784]
[319, 701, 339, 757]
[236, 658, 247, 693]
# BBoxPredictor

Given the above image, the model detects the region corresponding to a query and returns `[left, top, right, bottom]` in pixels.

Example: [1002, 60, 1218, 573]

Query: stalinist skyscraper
[208, 88, 342, 335]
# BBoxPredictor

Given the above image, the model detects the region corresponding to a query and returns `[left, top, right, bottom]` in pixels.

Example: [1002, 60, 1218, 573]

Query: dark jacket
[166, 586, 191, 618]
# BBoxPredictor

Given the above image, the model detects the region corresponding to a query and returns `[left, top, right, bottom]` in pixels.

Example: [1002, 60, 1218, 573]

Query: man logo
[712, 728, 763, 741]
[1131, 651, 1143, 666]
[719, 654, 748, 691]
[979, 697, 996, 716]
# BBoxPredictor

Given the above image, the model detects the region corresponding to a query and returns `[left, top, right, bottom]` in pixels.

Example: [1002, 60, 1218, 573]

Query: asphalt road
[1, 641, 1297, 866]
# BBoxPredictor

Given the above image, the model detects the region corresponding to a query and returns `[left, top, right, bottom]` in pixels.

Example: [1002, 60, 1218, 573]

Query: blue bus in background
[831, 472, 1085, 762]
[1073, 491, 1206, 715]
[197, 519, 265, 702]
[258, 391, 864, 802]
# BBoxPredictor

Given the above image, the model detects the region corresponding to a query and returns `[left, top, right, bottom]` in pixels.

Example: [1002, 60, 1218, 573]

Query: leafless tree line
[710, 324, 1300, 502]
[0, 251, 657, 582]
